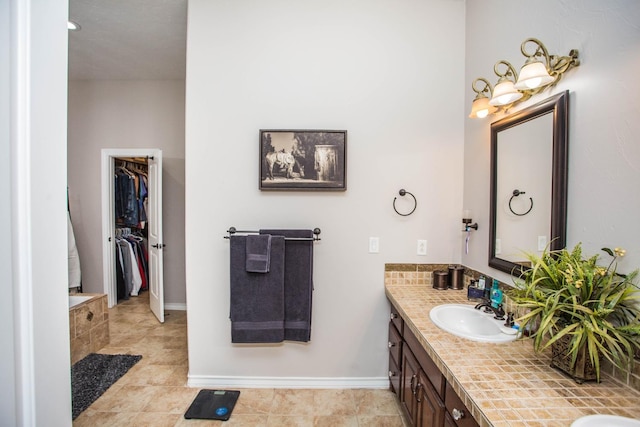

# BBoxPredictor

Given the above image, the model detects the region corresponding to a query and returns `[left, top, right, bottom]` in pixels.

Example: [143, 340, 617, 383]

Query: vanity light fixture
[469, 37, 579, 118]
[488, 61, 524, 107]
[469, 78, 498, 119]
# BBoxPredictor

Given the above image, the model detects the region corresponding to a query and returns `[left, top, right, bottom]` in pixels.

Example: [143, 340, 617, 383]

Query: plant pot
[550, 334, 599, 383]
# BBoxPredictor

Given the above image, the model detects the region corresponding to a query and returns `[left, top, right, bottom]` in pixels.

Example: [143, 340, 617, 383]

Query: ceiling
[68, 0, 187, 80]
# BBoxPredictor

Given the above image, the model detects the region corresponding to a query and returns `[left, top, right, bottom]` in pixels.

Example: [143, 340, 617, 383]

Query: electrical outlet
[417, 240, 427, 255]
[538, 235, 547, 251]
[369, 237, 379, 253]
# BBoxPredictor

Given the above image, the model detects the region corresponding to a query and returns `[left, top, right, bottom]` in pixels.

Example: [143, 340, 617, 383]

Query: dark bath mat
[184, 389, 241, 421]
[71, 353, 142, 419]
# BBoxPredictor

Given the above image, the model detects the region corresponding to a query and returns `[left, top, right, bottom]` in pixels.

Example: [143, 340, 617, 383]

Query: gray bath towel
[246, 234, 272, 273]
[260, 229, 314, 342]
[229, 235, 286, 343]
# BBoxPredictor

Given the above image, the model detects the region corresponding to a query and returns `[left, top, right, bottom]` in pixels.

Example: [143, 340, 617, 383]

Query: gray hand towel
[260, 229, 314, 342]
[230, 235, 286, 343]
[246, 234, 272, 273]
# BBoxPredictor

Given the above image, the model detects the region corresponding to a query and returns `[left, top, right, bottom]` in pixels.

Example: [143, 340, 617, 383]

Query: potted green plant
[507, 243, 640, 382]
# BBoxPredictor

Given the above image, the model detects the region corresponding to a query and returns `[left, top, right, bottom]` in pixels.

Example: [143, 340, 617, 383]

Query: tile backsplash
[384, 263, 640, 392]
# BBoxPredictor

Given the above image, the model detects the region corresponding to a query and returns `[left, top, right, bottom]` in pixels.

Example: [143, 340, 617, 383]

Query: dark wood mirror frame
[489, 91, 569, 276]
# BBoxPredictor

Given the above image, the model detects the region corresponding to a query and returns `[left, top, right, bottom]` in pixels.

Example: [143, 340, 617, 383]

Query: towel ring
[509, 189, 533, 216]
[393, 189, 417, 216]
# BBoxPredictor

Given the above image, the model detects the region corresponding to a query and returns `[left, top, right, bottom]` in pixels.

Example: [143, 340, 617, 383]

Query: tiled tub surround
[69, 293, 110, 364]
[385, 264, 640, 427]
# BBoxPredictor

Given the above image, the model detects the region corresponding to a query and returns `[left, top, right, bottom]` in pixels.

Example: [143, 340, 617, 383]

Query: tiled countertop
[385, 283, 640, 427]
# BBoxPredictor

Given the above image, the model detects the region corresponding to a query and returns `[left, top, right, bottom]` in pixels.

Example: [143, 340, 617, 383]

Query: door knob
[151, 243, 166, 249]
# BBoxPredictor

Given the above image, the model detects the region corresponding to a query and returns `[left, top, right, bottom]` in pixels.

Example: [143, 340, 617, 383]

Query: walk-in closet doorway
[101, 148, 165, 323]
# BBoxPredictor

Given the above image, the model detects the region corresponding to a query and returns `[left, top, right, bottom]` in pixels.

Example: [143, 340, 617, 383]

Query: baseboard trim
[187, 375, 390, 389]
[164, 303, 187, 311]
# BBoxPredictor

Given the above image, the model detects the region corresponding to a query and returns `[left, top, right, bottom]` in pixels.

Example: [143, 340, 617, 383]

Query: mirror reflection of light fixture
[462, 209, 478, 255]
[469, 38, 579, 118]
[469, 78, 498, 118]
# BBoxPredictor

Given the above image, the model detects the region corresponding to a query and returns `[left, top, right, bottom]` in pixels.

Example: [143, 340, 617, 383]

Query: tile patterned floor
[73, 292, 407, 426]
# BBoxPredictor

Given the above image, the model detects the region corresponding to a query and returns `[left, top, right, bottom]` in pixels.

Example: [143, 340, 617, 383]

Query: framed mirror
[489, 91, 569, 275]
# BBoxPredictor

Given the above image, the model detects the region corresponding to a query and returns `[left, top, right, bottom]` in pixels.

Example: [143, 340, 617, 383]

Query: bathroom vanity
[390, 300, 478, 427]
[385, 265, 640, 427]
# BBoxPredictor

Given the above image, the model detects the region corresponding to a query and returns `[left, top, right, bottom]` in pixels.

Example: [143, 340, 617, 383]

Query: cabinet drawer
[388, 355, 401, 395]
[403, 325, 445, 397]
[445, 381, 479, 427]
[388, 322, 402, 366]
[389, 304, 403, 335]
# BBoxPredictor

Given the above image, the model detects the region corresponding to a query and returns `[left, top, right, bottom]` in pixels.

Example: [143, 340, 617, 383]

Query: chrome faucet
[474, 299, 505, 320]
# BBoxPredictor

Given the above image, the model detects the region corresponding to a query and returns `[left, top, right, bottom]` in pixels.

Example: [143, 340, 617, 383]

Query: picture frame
[259, 129, 347, 191]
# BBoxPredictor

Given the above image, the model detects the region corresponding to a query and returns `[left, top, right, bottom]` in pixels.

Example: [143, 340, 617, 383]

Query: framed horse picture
[259, 129, 347, 191]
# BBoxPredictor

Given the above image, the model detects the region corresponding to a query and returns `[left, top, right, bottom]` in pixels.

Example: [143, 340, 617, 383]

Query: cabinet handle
[388, 341, 396, 348]
[415, 382, 423, 403]
[388, 370, 396, 378]
[410, 374, 417, 394]
[390, 312, 398, 321]
[452, 408, 465, 421]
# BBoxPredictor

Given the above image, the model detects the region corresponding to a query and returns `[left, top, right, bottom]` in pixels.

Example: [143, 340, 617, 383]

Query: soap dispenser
[490, 279, 503, 308]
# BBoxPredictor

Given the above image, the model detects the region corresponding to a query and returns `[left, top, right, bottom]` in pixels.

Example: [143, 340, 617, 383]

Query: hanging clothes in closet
[115, 160, 148, 229]
[114, 228, 149, 300]
[113, 158, 150, 301]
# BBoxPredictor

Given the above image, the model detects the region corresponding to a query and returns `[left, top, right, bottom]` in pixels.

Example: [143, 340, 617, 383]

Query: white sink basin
[429, 304, 517, 343]
[572, 415, 640, 427]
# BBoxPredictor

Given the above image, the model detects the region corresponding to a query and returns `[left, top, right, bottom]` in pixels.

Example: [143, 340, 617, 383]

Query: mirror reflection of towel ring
[393, 189, 417, 216]
[509, 189, 533, 216]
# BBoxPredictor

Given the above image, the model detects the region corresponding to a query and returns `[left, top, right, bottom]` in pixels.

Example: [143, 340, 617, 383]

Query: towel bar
[224, 227, 321, 241]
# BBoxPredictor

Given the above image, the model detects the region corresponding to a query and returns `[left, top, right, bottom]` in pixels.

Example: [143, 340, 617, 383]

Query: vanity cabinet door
[416, 368, 445, 427]
[401, 342, 421, 424]
[402, 343, 445, 427]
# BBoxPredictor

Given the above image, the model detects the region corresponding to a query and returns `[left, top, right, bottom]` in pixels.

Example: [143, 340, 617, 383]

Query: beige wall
[463, 0, 640, 284]
[67, 79, 186, 305]
[185, 0, 466, 385]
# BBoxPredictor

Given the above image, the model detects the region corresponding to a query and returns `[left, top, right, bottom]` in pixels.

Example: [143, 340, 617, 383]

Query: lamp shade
[469, 96, 497, 118]
[514, 61, 554, 90]
[489, 79, 523, 106]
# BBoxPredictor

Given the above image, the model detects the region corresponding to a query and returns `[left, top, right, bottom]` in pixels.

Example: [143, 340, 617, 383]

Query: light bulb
[476, 109, 489, 119]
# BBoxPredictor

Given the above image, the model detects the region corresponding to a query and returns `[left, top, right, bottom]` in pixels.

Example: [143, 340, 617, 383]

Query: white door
[147, 154, 165, 323]
[101, 149, 164, 322]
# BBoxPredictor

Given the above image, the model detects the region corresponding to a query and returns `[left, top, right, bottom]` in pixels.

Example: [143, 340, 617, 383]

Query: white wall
[67, 80, 186, 304]
[1, 0, 16, 423]
[185, 0, 466, 385]
[463, 0, 640, 283]
[5, 0, 71, 425]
